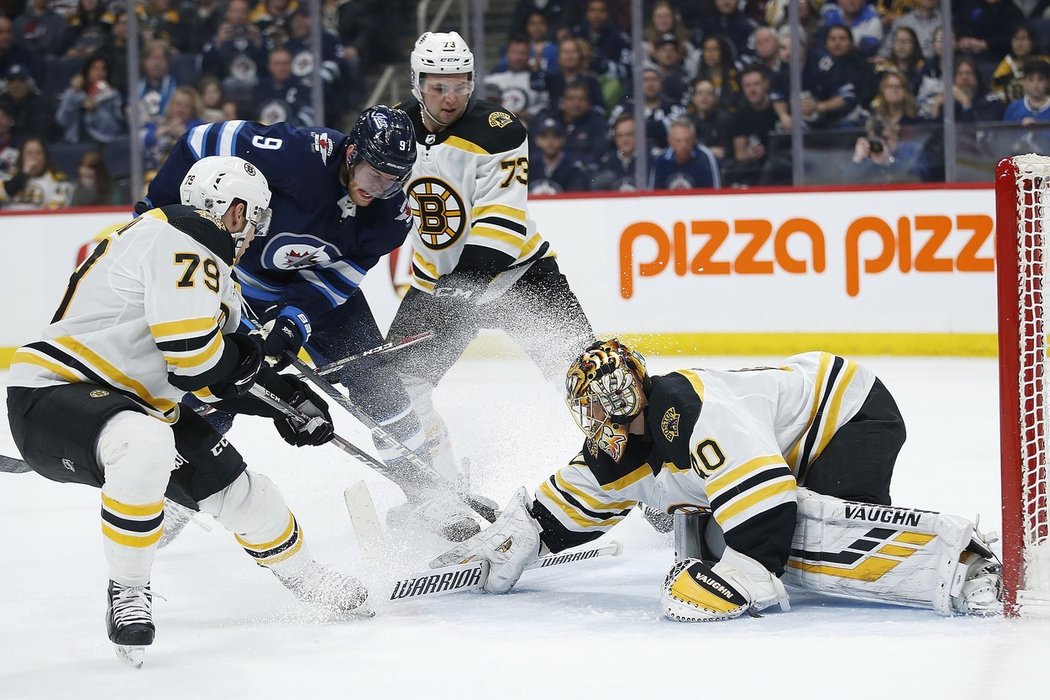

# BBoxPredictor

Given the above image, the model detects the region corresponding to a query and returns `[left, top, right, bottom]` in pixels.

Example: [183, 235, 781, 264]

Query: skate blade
[114, 644, 146, 669]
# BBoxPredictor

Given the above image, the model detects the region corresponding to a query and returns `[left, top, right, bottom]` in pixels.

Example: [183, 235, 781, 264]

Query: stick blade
[344, 481, 390, 560]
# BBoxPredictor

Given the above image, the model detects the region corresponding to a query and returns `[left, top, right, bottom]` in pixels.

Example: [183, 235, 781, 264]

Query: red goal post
[996, 154, 1050, 617]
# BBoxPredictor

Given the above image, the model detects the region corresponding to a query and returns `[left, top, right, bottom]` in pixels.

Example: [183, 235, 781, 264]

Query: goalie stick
[385, 541, 624, 602]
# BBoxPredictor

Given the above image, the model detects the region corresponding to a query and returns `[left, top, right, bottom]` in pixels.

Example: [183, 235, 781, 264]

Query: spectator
[69, 149, 113, 205]
[644, 0, 695, 72]
[571, 0, 631, 79]
[201, 0, 266, 109]
[697, 35, 741, 112]
[846, 115, 925, 183]
[553, 80, 609, 164]
[991, 23, 1050, 105]
[59, 0, 109, 60]
[0, 137, 73, 210]
[867, 70, 920, 133]
[686, 77, 733, 160]
[1003, 58, 1050, 123]
[198, 75, 233, 122]
[879, 0, 940, 60]
[0, 16, 39, 83]
[766, 0, 823, 50]
[0, 102, 17, 174]
[97, 8, 129, 97]
[0, 64, 54, 142]
[650, 118, 721, 190]
[329, 0, 398, 66]
[135, 40, 177, 131]
[518, 10, 559, 75]
[821, 0, 883, 59]
[529, 115, 590, 193]
[802, 25, 870, 128]
[283, 6, 356, 120]
[697, 0, 758, 60]
[486, 34, 549, 123]
[956, 0, 1026, 62]
[138, 0, 189, 53]
[510, 0, 579, 40]
[729, 65, 784, 186]
[55, 53, 125, 145]
[143, 85, 203, 170]
[14, 0, 68, 60]
[180, 0, 223, 53]
[546, 36, 605, 111]
[875, 26, 925, 87]
[651, 33, 692, 106]
[593, 112, 640, 191]
[742, 26, 789, 105]
[251, 0, 297, 45]
[608, 65, 685, 153]
[924, 55, 988, 122]
[252, 46, 315, 127]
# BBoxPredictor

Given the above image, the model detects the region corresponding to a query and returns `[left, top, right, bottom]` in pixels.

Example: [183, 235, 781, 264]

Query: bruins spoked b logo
[408, 177, 466, 250]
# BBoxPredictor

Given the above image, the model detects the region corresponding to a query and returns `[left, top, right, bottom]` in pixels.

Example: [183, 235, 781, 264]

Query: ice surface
[2, 353, 1049, 697]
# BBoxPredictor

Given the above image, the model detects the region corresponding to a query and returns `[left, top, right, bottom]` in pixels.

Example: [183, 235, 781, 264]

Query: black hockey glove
[263, 309, 310, 370]
[209, 332, 264, 400]
[273, 375, 335, 447]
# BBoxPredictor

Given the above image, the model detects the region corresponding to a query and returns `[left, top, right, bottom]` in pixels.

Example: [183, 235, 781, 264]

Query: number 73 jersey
[8, 206, 243, 422]
[535, 352, 878, 570]
[401, 98, 554, 292]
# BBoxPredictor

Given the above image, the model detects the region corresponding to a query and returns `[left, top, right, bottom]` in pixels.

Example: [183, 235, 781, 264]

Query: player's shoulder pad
[451, 99, 527, 154]
[153, 204, 236, 264]
[646, 373, 704, 466]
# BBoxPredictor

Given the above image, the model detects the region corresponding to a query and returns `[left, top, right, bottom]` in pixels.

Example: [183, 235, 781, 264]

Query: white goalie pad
[782, 489, 997, 615]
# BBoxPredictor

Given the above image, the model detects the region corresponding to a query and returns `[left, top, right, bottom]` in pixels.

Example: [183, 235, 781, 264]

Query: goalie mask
[180, 156, 273, 258]
[565, 339, 650, 461]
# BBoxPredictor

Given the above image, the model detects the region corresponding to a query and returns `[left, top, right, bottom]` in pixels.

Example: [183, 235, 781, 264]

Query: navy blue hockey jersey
[143, 120, 413, 326]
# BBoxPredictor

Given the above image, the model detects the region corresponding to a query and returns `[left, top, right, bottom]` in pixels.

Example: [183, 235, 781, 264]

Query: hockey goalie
[432, 339, 1003, 621]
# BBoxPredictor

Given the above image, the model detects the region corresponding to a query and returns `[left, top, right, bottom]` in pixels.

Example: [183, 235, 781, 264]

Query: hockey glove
[209, 332, 264, 400]
[263, 308, 311, 369]
[429, 487, 543, 593]
[661, 547, 790, 622]
[133, 199, 151, 216]
[272, 375, 335, 447]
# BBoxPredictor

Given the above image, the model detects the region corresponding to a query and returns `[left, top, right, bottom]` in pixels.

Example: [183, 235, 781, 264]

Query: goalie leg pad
[783, 489, 1002, 615]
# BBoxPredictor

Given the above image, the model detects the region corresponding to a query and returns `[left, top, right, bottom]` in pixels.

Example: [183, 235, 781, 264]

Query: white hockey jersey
[535, 352, 878, 569]
[8, 206, 243, 422]
[401, 98, 554, 293]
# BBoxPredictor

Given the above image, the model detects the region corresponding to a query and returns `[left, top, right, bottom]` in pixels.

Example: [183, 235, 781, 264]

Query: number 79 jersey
[400, 98, 554, 292]
[7, 206, 243, 422]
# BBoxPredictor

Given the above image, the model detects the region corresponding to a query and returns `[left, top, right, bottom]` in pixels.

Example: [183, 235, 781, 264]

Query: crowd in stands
[489, 0, 1050, 193]
[4, 0, 1050, 209]
[0, 0, 397, 209]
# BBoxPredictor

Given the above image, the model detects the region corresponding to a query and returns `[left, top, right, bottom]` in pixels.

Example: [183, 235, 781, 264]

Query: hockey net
[996, 154, 1050, 616]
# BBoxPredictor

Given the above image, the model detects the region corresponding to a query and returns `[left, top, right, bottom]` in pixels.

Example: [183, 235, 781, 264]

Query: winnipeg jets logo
[283, 249, 322, 268]
[312, 131, 333, 165]
[264, 233, 333, 270]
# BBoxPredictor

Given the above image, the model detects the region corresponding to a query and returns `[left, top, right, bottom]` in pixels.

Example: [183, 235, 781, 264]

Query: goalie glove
[429, 487, 543, 593]
[661, 547, 790, 622]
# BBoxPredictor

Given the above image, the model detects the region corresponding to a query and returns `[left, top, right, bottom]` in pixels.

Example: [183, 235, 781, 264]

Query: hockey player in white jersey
[433, 339, 1003, 620]
[387, 32, 594, 528]
[6, 157, 368, 668]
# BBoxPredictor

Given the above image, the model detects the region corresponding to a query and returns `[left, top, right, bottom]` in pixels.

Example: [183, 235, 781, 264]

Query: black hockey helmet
[346, 105, 417, 198]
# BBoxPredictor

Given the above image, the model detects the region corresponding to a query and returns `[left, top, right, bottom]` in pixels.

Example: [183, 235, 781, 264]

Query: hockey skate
[274, 559, 371, 618]
[386, 489, 484, 542]
[105, 580, 155, 668]
[951, 533, 1004, 615]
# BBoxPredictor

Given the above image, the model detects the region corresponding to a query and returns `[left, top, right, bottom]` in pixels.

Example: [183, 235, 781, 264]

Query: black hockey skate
[105, 580, 155, 668]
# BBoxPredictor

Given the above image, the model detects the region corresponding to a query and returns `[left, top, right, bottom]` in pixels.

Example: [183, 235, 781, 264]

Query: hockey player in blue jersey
[141, 107, 486, 542]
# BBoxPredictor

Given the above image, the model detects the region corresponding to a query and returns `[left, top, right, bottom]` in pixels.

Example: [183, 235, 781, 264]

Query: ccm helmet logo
[438, 57, 460, 62]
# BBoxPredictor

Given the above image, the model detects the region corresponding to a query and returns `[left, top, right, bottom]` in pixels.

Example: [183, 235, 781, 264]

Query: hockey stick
[240, 309, 497, 523]
[385, 541, 624, 602]
[0, 453, 31, 473]
[314, 332, 433, 378]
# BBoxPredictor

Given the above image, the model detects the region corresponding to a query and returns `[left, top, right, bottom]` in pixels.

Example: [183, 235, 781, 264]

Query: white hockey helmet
[410, 31, 475, 102]
[180, 156, 273, 253]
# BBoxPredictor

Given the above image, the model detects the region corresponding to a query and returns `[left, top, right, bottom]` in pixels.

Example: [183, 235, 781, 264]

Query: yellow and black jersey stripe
[150, 316, 226, 382]
[784, 352, 863, 483]
[11, 339, 179, 420]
